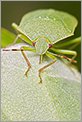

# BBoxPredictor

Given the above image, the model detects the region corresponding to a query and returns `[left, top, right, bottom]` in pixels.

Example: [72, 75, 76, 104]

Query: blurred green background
[1, 1, 81, 71]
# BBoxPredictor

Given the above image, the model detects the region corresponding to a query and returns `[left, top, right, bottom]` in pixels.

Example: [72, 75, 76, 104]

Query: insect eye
[49, 44, 53, 48]
[32, 42, 36, 46]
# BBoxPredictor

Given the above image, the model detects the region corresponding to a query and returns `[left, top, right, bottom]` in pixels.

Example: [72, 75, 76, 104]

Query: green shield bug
[4, 9, 81, 83]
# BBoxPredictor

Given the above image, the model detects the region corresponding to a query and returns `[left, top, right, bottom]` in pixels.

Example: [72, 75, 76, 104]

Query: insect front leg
[39, 55, 43, 64]
[38, 52, 57, 83]
[5, 32, 32, 48]
[3, 46, 36, 77]
[38, 60, 57, 83]
[12, 23, 33, 46]
[15, 46, 36, 76]
[20, 47, 31, 77]
[19, 46, 36, 76]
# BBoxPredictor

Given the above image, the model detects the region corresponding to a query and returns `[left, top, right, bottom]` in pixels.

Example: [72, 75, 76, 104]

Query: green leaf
[1, 28, 22, 48]
[1, 44, 81, 121]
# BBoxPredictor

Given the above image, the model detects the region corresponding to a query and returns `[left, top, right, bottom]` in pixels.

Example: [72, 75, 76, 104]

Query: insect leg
[12, 23, 32, 46]
[20, 47, 31, 77]
[18, 34, 33, 46]
[38, 50, 76, 83]
[19, 46, 36, 52]
[38, 60, 57, 83]
[13, 34, 21, 44]
[38, 52, 57, 83]
[50, 48, 77, 63]
[69, 42, 81, 50]
[46, 51, 77, 63]
[55, 37, 81, 49]
[3, 46, 36, 77]
[39, 55, 43, 64]
[13, 46, 35, 76]
[5, 34, 22, 48]
[18, 46, 35, 76]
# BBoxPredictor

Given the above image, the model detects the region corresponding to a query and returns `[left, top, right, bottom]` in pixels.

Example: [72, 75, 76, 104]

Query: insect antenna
[3, 49, 23, 51]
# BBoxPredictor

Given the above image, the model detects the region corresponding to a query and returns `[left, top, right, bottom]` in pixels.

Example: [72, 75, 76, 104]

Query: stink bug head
[35, 37, 49, 55]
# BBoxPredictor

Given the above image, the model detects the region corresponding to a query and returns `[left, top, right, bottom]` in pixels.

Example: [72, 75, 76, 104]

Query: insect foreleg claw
[24, 66, 31, 77]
